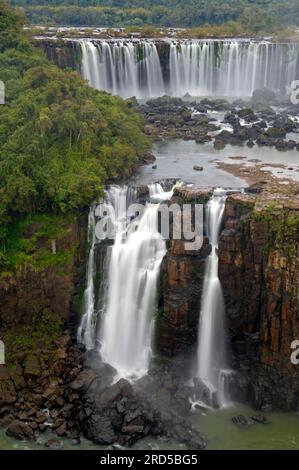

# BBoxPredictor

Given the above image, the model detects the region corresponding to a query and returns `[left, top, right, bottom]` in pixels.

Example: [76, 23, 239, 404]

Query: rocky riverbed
[0, 334, 206, 449]
[131, 91, 299, 154]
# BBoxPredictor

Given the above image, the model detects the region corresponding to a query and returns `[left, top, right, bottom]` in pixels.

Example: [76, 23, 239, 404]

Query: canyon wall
[219, 190, 299, 410]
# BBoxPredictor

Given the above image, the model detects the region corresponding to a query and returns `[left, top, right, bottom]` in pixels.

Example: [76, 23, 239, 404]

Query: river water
[134, 139, 299, 188]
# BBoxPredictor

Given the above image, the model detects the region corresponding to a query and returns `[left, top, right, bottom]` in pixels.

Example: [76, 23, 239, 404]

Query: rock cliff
[158, 182, 299, 410]
[219, 186, 299, 410]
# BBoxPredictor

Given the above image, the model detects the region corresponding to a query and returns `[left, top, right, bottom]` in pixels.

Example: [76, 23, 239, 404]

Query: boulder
[45, 438, 62, 449]
[251, 88, 277, 104]
[70, 369, 96, 392]
[23, 354, 41, 378]
[6, 420, 35, 440]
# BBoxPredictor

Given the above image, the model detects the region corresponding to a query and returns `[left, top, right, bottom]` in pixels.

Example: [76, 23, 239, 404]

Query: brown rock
[6, 420, 35, 441]
[23, 354, 41, 378]
[70, 369, 96, 392]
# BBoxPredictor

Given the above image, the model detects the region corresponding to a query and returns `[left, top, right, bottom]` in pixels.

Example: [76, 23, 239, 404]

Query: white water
[77, 206, 96, 350]
[80, 39, 299, 98]
[81, 40, 165, 98]
[195, 189, 232, 407]
[97, 184, 170, 380]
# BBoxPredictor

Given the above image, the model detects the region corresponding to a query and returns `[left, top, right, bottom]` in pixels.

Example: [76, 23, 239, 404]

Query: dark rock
[82, 414, 117, 445]
[23, 354, 41, 378]
[237, 108, 257, 122]
[223, 112, 239, 126]
[251, 414, 268, 424]
[141, 152, 156, 165]
[193, 165, 203, 171]
[45, 438, 62, 449]
[55, 422, 67, 436]
[246, 182, 266, 194]
[264, 127, 287, 139]
[6, 420, 35, 440]
[70, 369, 96, 392]
[251, 88, 277, 104]
[231, 415, 249, 427]
[275, 139, 296, 151]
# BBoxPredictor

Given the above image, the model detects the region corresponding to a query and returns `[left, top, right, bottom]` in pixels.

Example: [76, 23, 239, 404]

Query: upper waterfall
[79, 39, 299, 98]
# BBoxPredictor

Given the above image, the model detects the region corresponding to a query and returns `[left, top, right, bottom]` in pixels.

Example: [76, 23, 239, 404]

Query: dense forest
[0, 0, 150, 267]
[8, 0, 299, 29]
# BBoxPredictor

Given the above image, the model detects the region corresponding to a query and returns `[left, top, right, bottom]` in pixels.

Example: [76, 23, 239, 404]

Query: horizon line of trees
[8, 0, 299, 30]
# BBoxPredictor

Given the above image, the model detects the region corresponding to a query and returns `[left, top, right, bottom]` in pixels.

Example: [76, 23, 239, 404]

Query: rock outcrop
[158, 187, 212, 356]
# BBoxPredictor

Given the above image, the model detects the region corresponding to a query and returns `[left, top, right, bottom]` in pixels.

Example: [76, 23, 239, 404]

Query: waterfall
[77, 184, 172, 380]
[195, 189, 232, 408]
[81, 40, 165, 99]
[77, 206, 96, 350]
[79, 39, 299, 98]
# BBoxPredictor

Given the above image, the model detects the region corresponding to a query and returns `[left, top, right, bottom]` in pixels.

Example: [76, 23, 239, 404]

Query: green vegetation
[9, 0, 299, 32]
[3, 308, 63, 362]
[0, 1, 150, 268]
[2, 213, 76, 271]
[253, 203, 299, 259]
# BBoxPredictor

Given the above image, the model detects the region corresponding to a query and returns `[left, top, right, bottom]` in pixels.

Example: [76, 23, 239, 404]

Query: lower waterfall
[194, 189, 232, 408]
[77, 206, 96, 350]
[78, 184, 171, 380]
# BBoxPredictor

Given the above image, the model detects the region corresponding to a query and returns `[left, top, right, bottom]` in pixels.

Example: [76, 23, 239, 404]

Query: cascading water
[81, 40, 165, 98]
[79, 39, 299, 98]
[99, 184, 168, 379]
[77, 206, 96, 350]
[78, 184, 172, 380]
[194, 189, 232, 408]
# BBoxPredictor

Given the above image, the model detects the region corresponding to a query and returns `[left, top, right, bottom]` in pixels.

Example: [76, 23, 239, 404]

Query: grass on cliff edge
[2, 309, 63, 365]
[1, 212, 77, 274]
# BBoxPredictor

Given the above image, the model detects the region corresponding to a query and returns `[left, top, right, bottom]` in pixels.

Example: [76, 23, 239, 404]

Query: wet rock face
[35, 40, 81, 70]
[158, 239, 210, 356]
[158, 188, 212, 356]
[218, 192, 299, 410]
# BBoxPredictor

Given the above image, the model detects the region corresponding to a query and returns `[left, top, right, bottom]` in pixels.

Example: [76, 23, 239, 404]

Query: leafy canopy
[0, 1, 150, 264]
